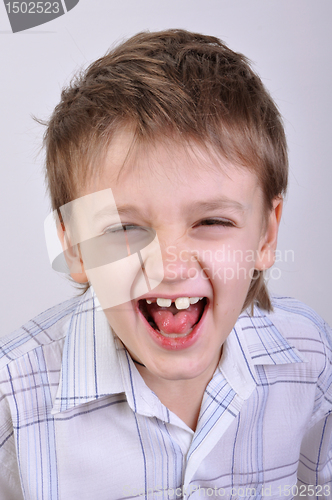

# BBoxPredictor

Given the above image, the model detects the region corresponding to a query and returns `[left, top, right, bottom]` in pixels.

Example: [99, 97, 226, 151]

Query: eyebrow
[91, 205, 141, 223]
[91, 197, 248, 223]
[188, 198, 248, 214]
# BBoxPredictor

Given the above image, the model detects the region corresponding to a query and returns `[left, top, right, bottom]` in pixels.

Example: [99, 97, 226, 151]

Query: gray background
[1, 0, 331, 336]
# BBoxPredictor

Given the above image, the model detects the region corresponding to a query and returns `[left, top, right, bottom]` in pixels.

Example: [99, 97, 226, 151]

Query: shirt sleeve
[0, 377, 25, 500]
[296, 320, 332, 499]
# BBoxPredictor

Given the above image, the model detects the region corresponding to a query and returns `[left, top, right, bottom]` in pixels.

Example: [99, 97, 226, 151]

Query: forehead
[84, 127, 262, 199]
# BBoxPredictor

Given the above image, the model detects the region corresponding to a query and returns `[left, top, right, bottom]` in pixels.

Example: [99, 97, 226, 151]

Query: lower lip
[136, 301, 209, 351]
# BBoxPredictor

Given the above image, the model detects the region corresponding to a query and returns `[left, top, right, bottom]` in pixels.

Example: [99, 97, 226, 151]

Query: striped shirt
[0, 289, 331, 500]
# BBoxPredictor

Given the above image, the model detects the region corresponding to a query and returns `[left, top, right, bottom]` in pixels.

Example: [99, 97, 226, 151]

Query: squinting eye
[197, 218, 235, 227]
[102, 224, 155, 247]
[79, 224, 156, 270]
[104, 224, 145, 234]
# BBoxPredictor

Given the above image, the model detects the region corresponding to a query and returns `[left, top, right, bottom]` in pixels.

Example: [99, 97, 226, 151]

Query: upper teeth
[147, 297, 203, 310]
[156, 298, 172, 307]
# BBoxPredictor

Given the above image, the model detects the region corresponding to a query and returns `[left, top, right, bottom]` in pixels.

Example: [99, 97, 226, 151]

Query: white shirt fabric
[0, 289, 331, 500]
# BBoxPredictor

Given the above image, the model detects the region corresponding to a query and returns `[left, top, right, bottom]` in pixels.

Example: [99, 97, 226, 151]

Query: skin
[61, 129, 282, 431]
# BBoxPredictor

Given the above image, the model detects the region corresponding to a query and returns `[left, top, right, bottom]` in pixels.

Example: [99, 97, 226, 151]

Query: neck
[135, 363, 219, 431]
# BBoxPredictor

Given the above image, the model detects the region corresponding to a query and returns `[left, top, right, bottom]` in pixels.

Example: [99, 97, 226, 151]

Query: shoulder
[270, 295, 328, 325]
[0, 294, 82, 371]
[268, 295, 332, 365]
[269, 295, 330, 339]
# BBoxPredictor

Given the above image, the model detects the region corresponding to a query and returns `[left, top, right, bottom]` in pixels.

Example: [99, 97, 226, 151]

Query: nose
[160, 243, 200, 283]
[141, 231, 204, 293]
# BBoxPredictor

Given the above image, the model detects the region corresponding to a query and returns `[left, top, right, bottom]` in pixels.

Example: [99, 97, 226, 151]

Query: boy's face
[69, 129, 281, 386]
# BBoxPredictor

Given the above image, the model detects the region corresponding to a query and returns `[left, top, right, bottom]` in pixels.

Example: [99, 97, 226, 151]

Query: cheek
[196, 239, 260, 288]
[85, 255, 153, 310]
[84, 233, 164, 310]
[105, 301, 135, 326]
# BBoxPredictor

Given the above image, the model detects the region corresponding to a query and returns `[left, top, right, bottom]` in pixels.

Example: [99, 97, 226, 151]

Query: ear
[255, 197, 283, 271]
[57, 224, 88, 284]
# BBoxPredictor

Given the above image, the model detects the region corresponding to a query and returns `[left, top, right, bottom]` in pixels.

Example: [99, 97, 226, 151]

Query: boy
[0, 29, 331, 499]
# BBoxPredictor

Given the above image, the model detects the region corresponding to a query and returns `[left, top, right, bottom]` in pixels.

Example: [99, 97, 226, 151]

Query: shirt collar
[52, 292, 307, 414]
[218, 305, 307, 399]
[51, 289, 124, 414]
[51, 289, 171, 420]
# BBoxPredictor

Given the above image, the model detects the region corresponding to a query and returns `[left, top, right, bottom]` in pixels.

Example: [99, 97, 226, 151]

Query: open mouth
[138, 296, 208, 339]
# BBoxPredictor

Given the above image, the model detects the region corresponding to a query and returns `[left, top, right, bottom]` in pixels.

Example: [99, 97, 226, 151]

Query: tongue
[149, 302, 203, 334]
